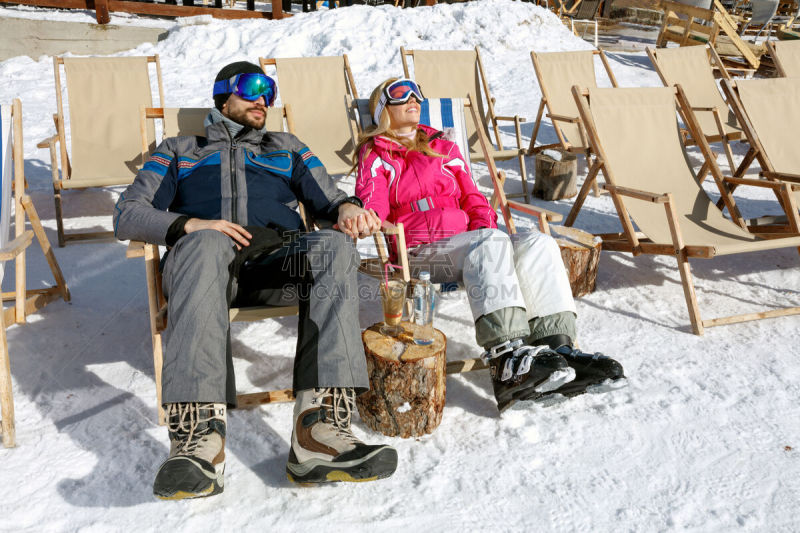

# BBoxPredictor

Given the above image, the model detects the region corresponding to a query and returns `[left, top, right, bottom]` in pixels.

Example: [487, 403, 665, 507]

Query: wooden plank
[703, 306, 800, 327]
[0, 304, 15, 448]
[0, 0, 286, 21]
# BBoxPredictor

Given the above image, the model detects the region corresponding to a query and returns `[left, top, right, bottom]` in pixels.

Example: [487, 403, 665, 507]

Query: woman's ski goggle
[373, 78, 425, 124]
[213, 72, 277, 106]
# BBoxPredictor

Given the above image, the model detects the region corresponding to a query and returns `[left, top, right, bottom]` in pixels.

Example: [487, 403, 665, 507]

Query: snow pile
[1, 1, 799, 531]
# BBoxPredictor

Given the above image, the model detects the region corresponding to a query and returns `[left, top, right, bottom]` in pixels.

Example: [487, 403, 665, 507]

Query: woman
[355, 78, 624, 411]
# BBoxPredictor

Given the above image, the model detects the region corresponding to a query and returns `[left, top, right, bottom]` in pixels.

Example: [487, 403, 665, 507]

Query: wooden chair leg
[565, 158, 600, 227]
[676, 250, 704, 335]
[154, 332, 166, 425]
[53, 187, 65, 248]
[21, 196, 70, 302]
[0, 309, 15, 448]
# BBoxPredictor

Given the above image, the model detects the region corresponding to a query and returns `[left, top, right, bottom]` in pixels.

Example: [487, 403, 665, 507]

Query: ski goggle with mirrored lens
[213, 73, 277, 106]
[373, 78, 425, 124]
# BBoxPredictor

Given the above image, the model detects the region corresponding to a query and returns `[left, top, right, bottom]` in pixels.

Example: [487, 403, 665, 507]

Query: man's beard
[230, 106, 266, 130]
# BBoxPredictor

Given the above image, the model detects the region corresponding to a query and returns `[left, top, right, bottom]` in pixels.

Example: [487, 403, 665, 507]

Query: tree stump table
[550, 225, 602, 298]
[533, 149, 578, 200]
[356, 321, 446, 438]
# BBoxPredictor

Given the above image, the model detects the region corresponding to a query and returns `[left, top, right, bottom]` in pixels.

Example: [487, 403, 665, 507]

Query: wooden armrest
[377, 226, 402, 236]
[126, 240, 147, 258]
[761, 171, 800, 184]
[36, 134, 59, 149]
[724, 176, 785, 189]
[506, 200, 564, 222]
[547, 113, 580, 124]
[495, 115, 527, 123]
[0, 230, 34, 261]
[691, 106, 717, 112]
[602, 183, 669, 203]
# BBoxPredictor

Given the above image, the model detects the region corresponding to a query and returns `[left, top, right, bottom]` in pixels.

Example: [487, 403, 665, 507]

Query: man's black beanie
[213, 61, 264, 110]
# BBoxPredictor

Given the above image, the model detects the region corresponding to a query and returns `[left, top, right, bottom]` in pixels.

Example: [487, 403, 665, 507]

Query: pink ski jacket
[355, 124, 497, 250]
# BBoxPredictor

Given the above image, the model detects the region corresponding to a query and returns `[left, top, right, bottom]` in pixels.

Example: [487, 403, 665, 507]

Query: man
[114, 61, 396, 500]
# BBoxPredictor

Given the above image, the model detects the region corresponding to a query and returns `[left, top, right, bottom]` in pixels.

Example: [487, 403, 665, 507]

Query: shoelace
[316, 388, 360, 444]
[166, 402, 224, 455]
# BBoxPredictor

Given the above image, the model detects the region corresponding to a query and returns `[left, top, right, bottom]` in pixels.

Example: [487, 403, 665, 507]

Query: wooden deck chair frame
[528, 50, 618, 227]
[766, 39, 800, 76]
[572, 83, 800, 335]
[37, 55, 164, 247]
[345, 94, 564, 374]
[129, 104, 312, 424]
[258, 55, 359, 176]
[400, 46, 531, 203]
[646, 44, 743, 177]
[1, 99, 70, 447]
[719, 77, 800, 228]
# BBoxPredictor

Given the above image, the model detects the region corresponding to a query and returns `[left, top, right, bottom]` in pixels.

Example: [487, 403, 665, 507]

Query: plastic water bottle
[413, 271, 435, 346]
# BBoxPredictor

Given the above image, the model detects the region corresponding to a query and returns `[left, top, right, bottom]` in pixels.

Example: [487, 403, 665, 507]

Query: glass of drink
[380, 279, 406, 336]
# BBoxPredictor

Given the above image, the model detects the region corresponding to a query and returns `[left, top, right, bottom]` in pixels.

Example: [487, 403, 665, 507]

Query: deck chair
[258, 55, 359, 176]
[767, 39, 800, 76]
[646, 45, 744, 176]
[572, 84, 800, 334]
[720, 77, 800, 227]
[400, 47, 531, 203]
[129, 104, 307, 424]
[529, 50, 619, 227]
[37, 55, 164, 247]
[1, 100, 71, 447]
[560, 0, 602, 47]
[739, 0, 780, 41]
[347, 95, 565, 373]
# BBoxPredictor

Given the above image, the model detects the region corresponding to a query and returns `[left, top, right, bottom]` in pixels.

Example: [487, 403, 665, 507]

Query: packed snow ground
[1, 1, 799, 531]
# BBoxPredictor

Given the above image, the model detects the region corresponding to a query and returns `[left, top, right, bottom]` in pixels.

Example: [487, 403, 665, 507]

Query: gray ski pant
[160, 229, 369, 406]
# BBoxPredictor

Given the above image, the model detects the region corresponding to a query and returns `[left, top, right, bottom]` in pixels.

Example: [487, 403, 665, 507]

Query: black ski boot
[550, 345, 626, 398]
[484, 339, 576, 412]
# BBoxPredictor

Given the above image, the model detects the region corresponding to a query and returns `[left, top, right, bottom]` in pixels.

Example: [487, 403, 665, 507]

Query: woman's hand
[184, 218, 252, 249]
[334, 204, 381, 240]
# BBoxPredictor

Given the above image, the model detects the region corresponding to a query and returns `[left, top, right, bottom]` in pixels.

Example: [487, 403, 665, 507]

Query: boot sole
[286, 446, 398, 485]
[153, 457, 225, 501]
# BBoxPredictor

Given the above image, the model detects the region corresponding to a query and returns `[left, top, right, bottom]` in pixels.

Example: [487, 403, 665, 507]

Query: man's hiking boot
[547, 345, 626, 398]
[287, 388, 398, 485]
[485, 339, 576, 412]
[153, 403, 226, 500]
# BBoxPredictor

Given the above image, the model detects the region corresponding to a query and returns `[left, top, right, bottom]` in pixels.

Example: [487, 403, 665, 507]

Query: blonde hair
[351, 77, 443, 174]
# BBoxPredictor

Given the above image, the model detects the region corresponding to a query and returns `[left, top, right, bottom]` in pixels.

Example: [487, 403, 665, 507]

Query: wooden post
[356, 322, 446, 438]
[271, 0, 282, 19]
[94, 0, 111, 23]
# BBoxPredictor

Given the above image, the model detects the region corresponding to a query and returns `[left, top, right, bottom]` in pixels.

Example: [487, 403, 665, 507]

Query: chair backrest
[532, 50, 602, 151]
[748, 0, 779, 25]
[732, 77, 800, 174]
[260, 55, 358, 175]
[352, 97, 472, 170]
[580, 86, 759, 249]
[56, 56, 163, 184]
[647, 45, 739, 137]
[572, 0, 603, 19]
[401, 48, 493, 155]
[0, 103, 13, 281]
[768, 39, 800, 76]
[158, 106, 286, 140]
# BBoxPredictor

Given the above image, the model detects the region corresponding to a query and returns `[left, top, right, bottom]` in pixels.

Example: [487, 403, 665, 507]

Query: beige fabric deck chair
[646, 44, 744, 176]
[720, 77, 800, 226]
[37, 55, 164, 247]
[529, 50, 619, 227]
[400, 47, 531, 203]
[766, 39, 800, 76]
[258, 55, 358, 176]
[347, 95, 565, 372]
[129, 105, 308, 424]
[572, 84, 800, 334]
[1, 100, 71, 447]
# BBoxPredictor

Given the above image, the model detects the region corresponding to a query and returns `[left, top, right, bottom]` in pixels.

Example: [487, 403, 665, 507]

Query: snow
[1, 1, 799, 531]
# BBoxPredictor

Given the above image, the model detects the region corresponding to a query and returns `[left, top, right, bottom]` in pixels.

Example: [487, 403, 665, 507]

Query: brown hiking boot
[286, 388, 398, 484]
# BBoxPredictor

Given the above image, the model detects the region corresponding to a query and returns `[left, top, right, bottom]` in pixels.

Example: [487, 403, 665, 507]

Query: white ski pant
[407, 228, 576, 322]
